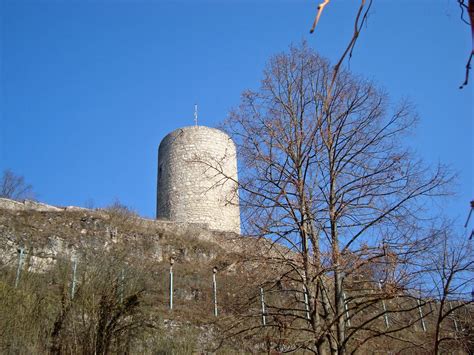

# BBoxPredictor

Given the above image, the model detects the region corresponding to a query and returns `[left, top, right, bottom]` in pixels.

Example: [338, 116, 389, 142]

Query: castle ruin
[156, 126, 241, 234]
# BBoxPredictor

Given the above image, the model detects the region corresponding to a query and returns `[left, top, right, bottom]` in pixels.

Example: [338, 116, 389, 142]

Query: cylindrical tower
[156, 126, 241, 234]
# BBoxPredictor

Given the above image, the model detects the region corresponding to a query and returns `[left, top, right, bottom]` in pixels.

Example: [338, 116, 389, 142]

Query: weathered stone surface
[0, 196, 283, 273]
[157, 126, 241, 234]
[0, 204, 234, 273]
[0, 198, 62, 211]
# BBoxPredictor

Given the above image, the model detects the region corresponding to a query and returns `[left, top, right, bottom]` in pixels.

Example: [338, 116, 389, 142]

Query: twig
[310, 0, 330, 34]
[459, 0, 474, 88]
[458, 0, 471, 25]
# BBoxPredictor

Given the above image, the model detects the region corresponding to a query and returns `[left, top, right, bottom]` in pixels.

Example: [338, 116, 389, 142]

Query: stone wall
[156, 126, 241, 234]
[0, 198, 62, 211]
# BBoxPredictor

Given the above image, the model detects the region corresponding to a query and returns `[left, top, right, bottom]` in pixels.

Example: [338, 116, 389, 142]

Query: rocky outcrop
[0, 198, 238, 274]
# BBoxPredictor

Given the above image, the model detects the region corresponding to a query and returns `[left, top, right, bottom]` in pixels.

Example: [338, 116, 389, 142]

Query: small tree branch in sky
[458, 0, 473, 89]
[458, 0, 471, 25]
[309, 0, 330, 34]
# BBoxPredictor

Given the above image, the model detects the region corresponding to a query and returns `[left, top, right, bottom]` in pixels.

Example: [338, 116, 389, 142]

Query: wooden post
[14, 247, 25, 288]
[169, 256, 174, 310]
[449, 301, 459, 332]
[343, 291, 351, 327]
[71, 258, 78, 299]
[303, 284, 310, 320]
[378, 282, 389, 328]
[213, 267, 218, 317]
[417, 298, 427, 332]
[260, 287, 266, 326]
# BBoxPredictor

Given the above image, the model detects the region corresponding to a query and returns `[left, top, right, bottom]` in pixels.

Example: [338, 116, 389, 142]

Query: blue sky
[0, 0, 472, 228]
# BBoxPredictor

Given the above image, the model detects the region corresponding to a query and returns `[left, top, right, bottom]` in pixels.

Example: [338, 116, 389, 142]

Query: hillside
[0, 199, 472, 354]
[0, 199, 253, 353]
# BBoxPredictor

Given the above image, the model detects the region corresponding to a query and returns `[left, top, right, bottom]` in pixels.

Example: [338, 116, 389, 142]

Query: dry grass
[0, 207, 472, 354]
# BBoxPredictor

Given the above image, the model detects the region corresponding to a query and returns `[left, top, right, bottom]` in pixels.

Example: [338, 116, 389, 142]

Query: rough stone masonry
[156, 126, 241, 234]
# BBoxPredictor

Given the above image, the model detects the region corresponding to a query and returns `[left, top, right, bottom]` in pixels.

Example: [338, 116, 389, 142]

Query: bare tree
[309, 0, 474, 89]
[0, 169, 34, 201]
[217, 43, 453, 354]
[425, 230, 474, 354]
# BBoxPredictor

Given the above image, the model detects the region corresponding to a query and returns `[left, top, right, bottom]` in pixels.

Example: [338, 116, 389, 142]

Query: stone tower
[156, 126, 241, 234]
